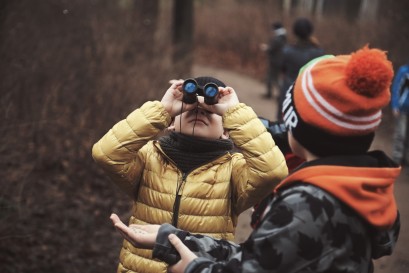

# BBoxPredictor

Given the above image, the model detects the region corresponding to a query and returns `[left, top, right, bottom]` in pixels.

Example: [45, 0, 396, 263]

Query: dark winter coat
[153, 151, 400, 273]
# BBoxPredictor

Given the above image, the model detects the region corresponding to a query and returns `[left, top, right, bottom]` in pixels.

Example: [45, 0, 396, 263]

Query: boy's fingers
[110, 213, 121, 224]
[168, 234, 191, 256]
[110, 214, 138, 237]
[169, 79, 184, 85]
[114, 222, 131, 235]
[218, 86, 232, 95]
[115, 227, 132, 241]
[109, 213, 119, 221]
[110, 213, 126, 229]
[110, 214, 130, 238]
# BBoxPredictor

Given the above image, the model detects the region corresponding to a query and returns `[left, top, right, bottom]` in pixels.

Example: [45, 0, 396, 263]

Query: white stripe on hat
[301, 60, 382, 131]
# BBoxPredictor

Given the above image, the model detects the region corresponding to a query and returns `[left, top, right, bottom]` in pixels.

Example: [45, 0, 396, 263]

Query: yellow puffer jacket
[92, 101, 288, 273]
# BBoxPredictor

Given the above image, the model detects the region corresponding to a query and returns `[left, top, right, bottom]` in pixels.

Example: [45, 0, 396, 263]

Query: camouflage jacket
[152, 151, 401, 273]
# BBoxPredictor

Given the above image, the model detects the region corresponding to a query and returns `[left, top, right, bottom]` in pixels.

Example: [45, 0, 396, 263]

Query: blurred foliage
[194, 0, 409, 80]
[0, 0, 408, 272]
[0, 0, 176, 272]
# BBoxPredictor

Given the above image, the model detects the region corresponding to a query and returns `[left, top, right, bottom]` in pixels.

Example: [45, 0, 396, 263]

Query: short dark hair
[271, 21, 283, 30]
[293, 18, 313, 40]
[194, 76, 226, 88]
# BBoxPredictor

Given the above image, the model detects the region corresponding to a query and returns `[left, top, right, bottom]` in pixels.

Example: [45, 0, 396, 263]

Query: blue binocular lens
[204, 85, 218, 97]
[182, 79, 219, 105]
[184, 82, 197, 94]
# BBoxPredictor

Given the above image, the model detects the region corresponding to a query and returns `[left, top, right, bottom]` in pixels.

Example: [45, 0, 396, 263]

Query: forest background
[1, 0, 408, 272]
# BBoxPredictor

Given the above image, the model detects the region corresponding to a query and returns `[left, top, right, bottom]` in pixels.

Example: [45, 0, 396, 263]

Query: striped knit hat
[282, 46, 394, 156]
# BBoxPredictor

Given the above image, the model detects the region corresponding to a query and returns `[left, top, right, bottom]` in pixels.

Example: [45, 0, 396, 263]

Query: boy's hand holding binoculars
[161, 79, 196, 117]
[161, 79, 239, 117]
[200, 86, 239, 115]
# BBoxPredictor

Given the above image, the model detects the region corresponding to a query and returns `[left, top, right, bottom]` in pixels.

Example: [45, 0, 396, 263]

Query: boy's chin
[183, 129, 218, 140]
[190, 132, 210, 139]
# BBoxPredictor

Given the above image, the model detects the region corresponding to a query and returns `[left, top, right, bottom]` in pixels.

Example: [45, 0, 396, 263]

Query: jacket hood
[275, 151, 401, 230]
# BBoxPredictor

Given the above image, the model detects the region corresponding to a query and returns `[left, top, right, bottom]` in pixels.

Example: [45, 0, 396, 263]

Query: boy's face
[288, 132, 306, 160]
[174, 107, 224, 139]
[288, 132, 318, 161]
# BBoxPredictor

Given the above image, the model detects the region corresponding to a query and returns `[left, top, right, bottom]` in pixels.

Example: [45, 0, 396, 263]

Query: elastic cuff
[223, 103, 257, 127]
[139, 101, 172, 127]
[185, 257, 214, 273]
[152, 224, 188, 265]
[223, 103, 247, 118]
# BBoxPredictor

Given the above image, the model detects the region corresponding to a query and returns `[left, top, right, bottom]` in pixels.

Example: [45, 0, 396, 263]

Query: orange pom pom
[345, 46, 393, 97]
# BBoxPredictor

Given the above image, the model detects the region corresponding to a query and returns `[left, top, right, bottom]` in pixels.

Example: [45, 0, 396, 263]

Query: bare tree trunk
[172, 0, 194, 77]
[359, 0, 379, 22]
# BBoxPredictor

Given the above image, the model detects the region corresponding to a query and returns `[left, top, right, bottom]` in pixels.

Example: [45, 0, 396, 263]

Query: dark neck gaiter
[159, 132, 233, 173]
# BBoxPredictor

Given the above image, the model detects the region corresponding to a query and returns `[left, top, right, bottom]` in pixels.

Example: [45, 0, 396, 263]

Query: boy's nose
[195, 107, 208, 116]
[198, 108, 207, 115]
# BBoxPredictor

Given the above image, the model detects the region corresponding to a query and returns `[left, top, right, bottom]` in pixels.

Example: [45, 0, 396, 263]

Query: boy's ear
[167, 125, 176, 132]
[164, 118, 175, 133]
[221, 129, 229, 139]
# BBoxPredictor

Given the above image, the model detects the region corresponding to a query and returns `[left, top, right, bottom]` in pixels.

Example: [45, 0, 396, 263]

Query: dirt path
[192, 65, 409, 273]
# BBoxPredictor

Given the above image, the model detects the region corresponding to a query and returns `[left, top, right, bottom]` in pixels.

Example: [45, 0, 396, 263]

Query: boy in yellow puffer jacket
[92, 76, 288, 273]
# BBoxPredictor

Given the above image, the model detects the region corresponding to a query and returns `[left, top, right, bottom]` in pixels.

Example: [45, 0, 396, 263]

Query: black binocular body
[182, 78, 219, 105]
[259, 117, 290, 154]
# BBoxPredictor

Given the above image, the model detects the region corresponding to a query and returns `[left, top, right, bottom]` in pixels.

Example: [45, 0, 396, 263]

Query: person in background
[92, 76, 288, 273]
[277, 17, 324, 121]
[391, 61, 409, 165]
[110, 46, 401, 273]
[260, 21, 287, 99]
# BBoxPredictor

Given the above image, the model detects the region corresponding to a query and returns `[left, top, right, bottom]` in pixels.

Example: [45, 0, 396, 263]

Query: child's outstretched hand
[198, 86, 240, 116]
[110, 213, 159, 249]
[161, 80, 198, 117]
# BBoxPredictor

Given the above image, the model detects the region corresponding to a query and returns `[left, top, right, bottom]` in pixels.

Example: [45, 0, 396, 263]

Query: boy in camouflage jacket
[111, 47, 401, 273]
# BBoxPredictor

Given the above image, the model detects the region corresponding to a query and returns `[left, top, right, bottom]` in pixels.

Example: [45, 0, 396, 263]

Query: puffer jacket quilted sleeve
[223, 103, 288, 214]
[92, 101, 172, 197]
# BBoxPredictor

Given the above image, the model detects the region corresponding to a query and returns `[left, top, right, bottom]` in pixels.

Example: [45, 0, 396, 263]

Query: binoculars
[182, 78, 219, 105]
[259, 117, 290, 154]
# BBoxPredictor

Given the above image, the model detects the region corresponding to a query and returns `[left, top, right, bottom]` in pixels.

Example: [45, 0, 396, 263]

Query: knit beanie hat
[195, 76, 226, 88]
[282, 46, 394, 157]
